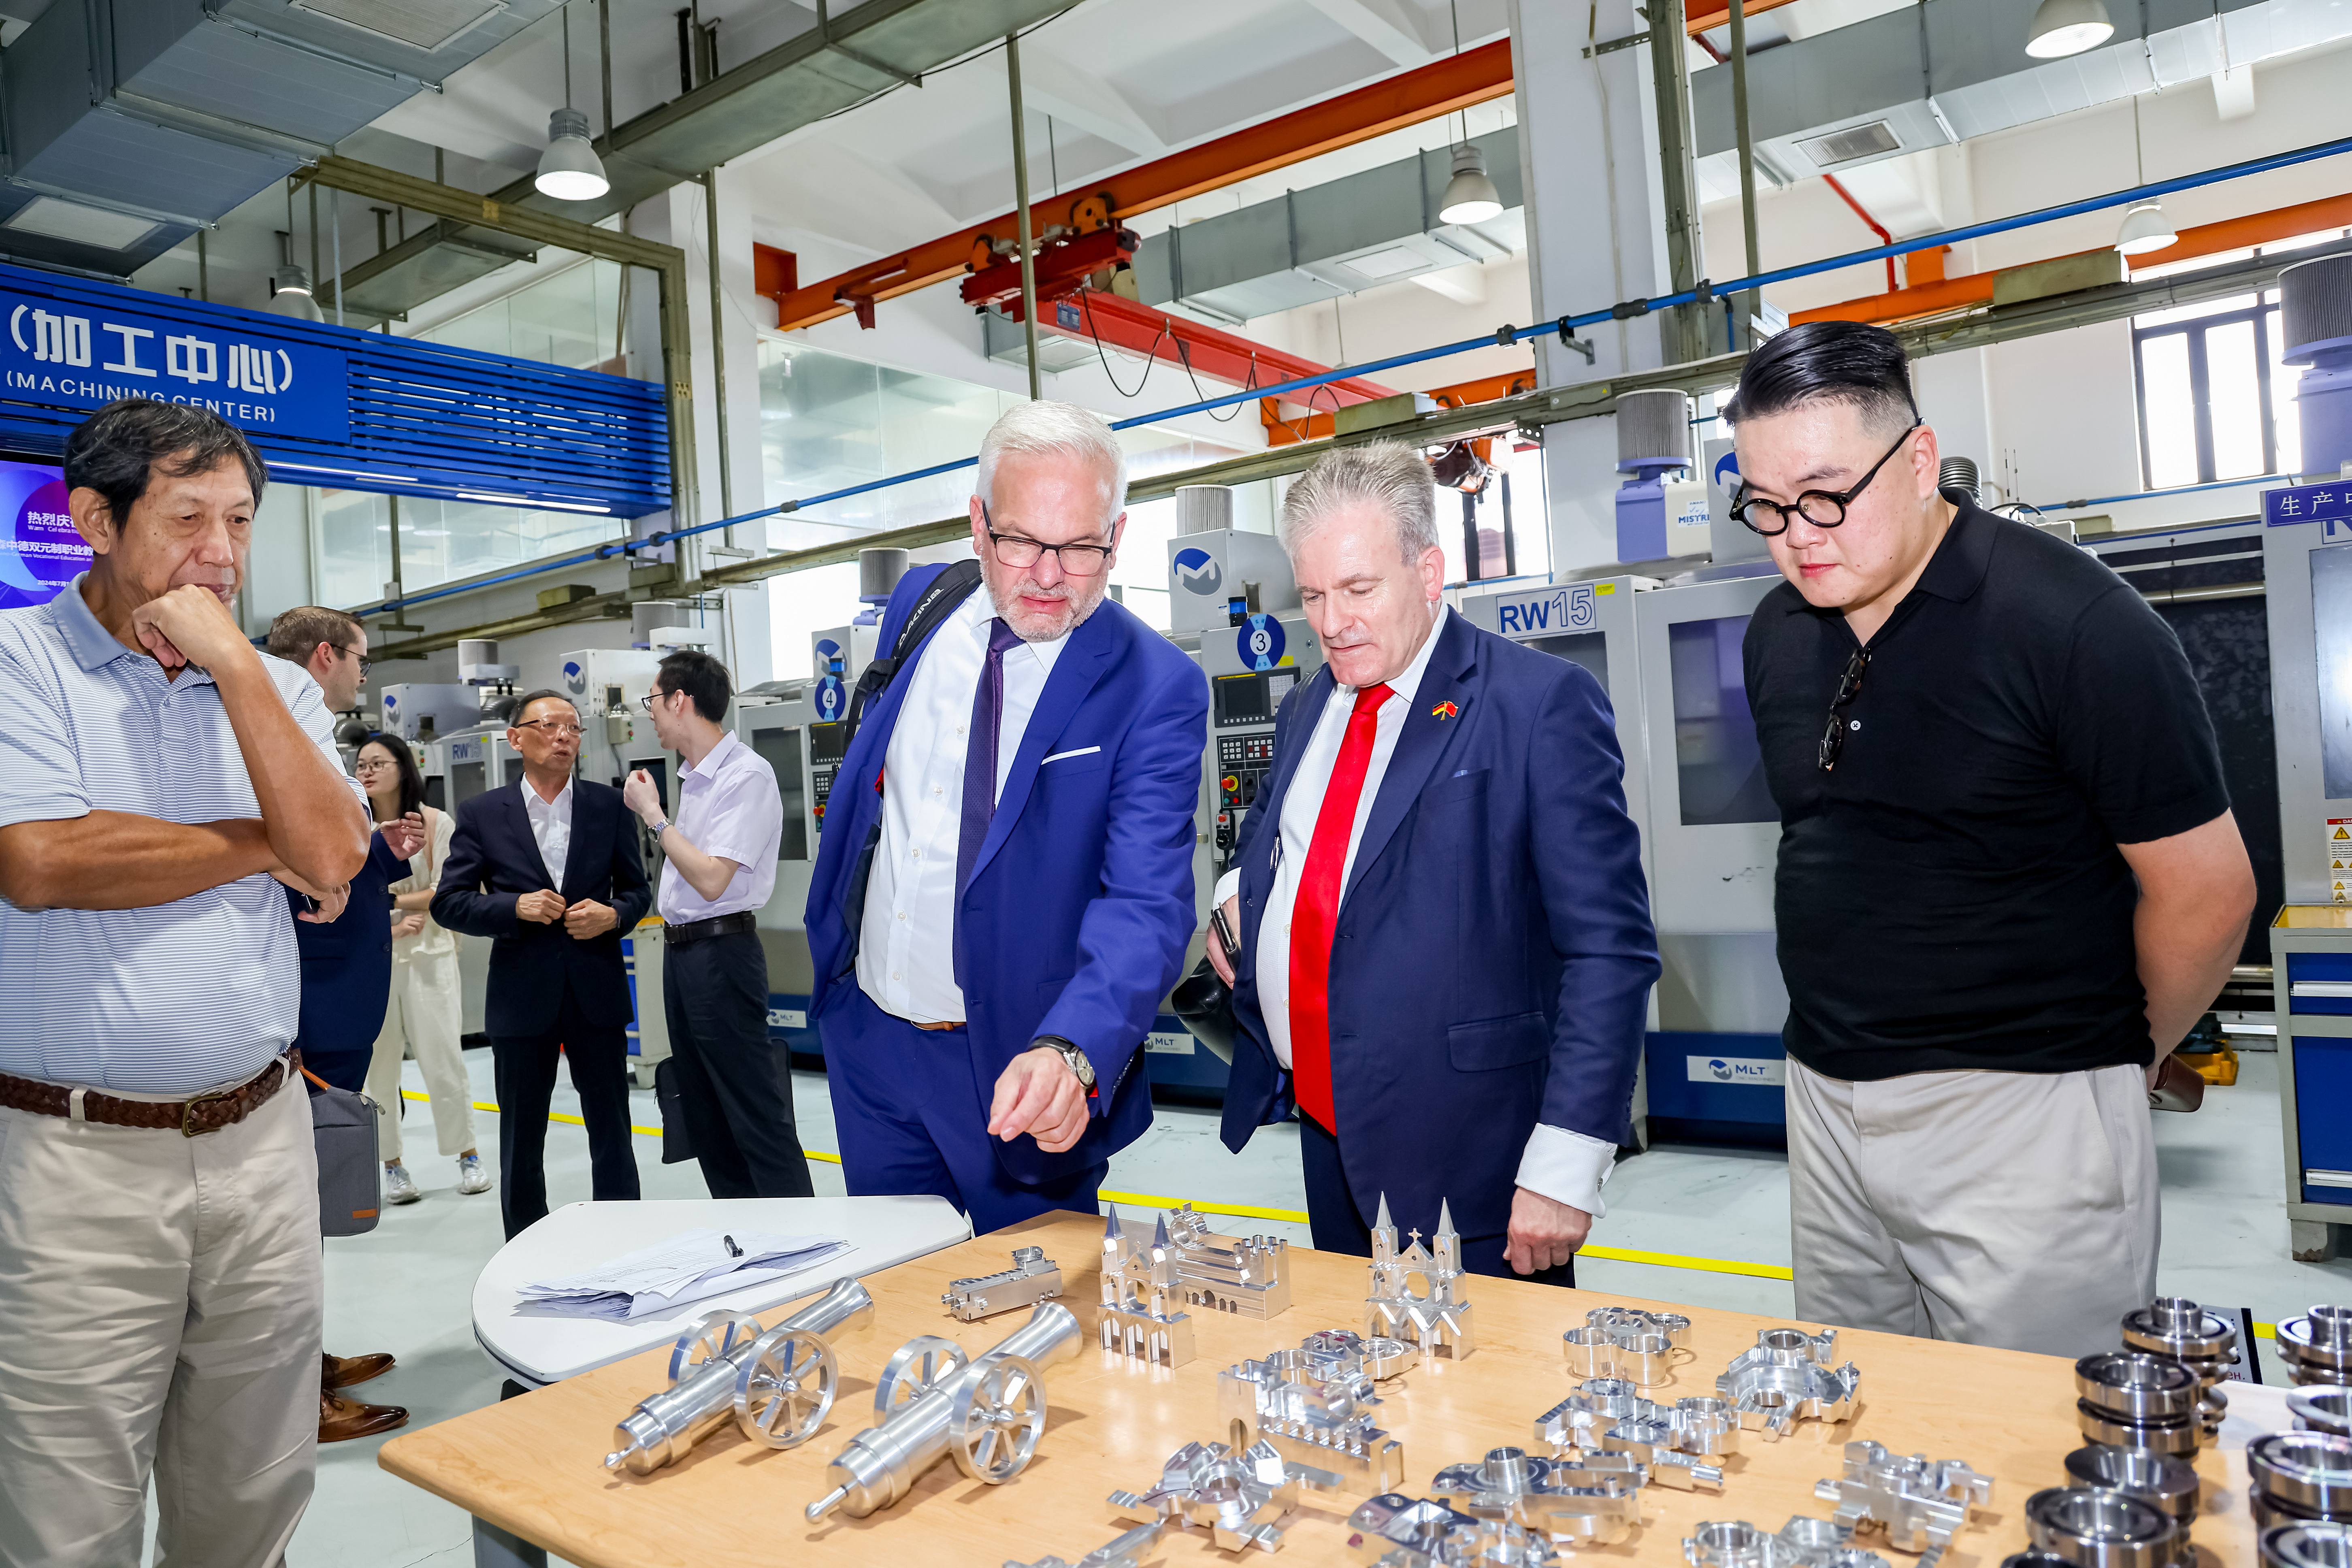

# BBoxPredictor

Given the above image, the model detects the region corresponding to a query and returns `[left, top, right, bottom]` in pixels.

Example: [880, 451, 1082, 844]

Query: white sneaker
[383, 1163, 422, 1205]
[456, 1154, 493, 1195]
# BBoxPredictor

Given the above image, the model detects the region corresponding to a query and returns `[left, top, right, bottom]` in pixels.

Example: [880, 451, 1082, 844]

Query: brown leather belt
[0, 1051, 300, 1138]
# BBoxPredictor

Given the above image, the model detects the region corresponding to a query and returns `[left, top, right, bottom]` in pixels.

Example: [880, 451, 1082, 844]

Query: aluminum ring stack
[2248, 1432, 2352, 1530]
[2120, 1298, 2239, 1440]
[2026, 1486, 2178, 1568]
[2293, 1388, 2352, 1439]
[2256, 1520, 2352, 1568]
[2075, 1353, 2203, 1456]
[2063, 1447, 2198, 1565]
[2279, 1309, 2352, 1389]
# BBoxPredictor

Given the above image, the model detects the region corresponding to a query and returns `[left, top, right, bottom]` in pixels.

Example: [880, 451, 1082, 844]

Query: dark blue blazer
[431, 778, 650, 1038]
[288, 831, 409, 1079]
[1218, 610, 1659, 1241]
[805, 564, 1209, 1186]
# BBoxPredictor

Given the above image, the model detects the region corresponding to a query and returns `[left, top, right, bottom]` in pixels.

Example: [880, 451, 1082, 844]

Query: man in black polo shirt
[1730, 321, 2255, 1357]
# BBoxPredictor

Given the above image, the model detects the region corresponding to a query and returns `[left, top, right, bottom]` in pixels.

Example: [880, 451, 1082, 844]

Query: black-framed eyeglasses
[331, 642, 373, 678]
[514, 718, 583, 739]
[1818, 647, 1871, 772]
[638, 689, 671, 712]
[980, 500, 1112, 576]
[1732, 423, 1923, 536]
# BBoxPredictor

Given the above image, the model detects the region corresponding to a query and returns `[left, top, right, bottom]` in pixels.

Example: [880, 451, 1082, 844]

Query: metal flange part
[874, 1334, 971, 1417]
[2258, 1521, 2352, 1568]
[2122, 1298, 2239, 1363]
[2064, 1447, 2199, 1524]
[2075, 1355, 2202, 1421]
[2256, 1493, 2351, 1532]
[2280, 1310, 2352, 1388]
[2292, 1388, 2352, 1440]
[2075, 1402, 2200, 1456]
[2025, 1487, 2176, 1568]
[2248, 1433, 2352, 1517]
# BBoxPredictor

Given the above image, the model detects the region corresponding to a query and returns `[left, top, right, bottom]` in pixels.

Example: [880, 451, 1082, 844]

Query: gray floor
[230, 1048, 2352, 1566]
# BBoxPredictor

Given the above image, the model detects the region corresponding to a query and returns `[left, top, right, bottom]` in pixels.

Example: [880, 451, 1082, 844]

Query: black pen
[722, 1234, 742, 1258]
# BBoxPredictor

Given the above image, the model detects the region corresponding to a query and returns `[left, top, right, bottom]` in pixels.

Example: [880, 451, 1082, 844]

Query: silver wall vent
[290, 0, 509, 52]
[1797, 120, 1902, 167]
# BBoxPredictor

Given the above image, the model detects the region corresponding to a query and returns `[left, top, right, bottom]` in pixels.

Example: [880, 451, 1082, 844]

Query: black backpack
[839, 559, 984, 747]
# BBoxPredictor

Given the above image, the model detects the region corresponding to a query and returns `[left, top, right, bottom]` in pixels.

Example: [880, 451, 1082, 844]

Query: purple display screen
[0, 457, 82, 612]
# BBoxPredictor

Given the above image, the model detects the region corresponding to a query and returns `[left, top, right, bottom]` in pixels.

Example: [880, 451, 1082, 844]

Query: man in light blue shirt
[0, 400, 369, 1567]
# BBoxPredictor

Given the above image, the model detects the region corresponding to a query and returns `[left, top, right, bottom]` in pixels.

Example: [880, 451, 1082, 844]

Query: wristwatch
[1035, 1035, 1097, 1095]
[647, 816, 670, 837]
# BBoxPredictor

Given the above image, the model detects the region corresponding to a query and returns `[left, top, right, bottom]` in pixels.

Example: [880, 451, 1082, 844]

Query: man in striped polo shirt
[0, 401, 370, 1566]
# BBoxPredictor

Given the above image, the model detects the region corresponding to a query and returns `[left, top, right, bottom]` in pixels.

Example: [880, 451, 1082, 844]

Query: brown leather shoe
[323, 1349, 396, 1389]
[319, 1388, 408, 1443]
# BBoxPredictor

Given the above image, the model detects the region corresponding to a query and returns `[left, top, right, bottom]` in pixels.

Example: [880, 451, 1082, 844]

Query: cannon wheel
[733, 1327, 838, 1449]
[873, 1334, 970, 1418]
[667, 1310, 767, 1384]
[948, 1355, 1047, 1484]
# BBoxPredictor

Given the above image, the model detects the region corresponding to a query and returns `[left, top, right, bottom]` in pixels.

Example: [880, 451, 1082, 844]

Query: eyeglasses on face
[638, 689, 680, 712]
[331, 643, 373, 678]
[1732, 422, 1923, 537]
[353, 758, 400, 773]
[980, 500, 1112, 576]
[514, 718, 583, 739]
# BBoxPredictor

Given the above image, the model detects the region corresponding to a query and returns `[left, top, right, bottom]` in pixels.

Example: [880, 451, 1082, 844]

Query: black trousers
[492, 986, 641, 1240]
[1297, 1112, 1577, 1287]
[663, 930, 814, 1200]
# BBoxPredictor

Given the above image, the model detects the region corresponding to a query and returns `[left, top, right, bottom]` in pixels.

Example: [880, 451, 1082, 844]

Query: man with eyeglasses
[434, 690, 649, 1239]
[805, 400, 1207, 1235]
[1731, 321, 2254, 1356]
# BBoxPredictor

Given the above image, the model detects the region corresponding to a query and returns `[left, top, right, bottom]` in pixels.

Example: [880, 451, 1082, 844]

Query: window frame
[2131, 294, 2281, 490]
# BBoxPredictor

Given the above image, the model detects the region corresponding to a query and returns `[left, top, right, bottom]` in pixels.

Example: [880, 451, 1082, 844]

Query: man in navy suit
[1208, 443, 1657, 1284]
[434, 690, 650, 1239]
[805, 401, 1208, 1236]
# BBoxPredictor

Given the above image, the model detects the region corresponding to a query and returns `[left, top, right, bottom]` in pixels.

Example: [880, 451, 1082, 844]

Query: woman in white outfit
[356, 735, 492, 1203]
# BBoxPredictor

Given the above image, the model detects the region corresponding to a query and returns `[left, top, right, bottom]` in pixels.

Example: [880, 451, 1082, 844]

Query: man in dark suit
[1208, 443, 1657, 1285]
[804, 401, 1207, 1236]
[433, 689, 650, 1239]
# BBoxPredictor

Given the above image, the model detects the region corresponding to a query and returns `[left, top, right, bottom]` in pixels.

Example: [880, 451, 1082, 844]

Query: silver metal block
[943, 1246, 1064, 1322]
[1815, 1440, 1993, 1568]
[1717, 1328, 1862, 1439]
[1006, 1519, 1164, 1568]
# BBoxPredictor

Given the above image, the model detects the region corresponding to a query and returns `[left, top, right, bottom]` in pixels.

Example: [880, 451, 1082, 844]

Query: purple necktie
[957, 617, 1026, 893]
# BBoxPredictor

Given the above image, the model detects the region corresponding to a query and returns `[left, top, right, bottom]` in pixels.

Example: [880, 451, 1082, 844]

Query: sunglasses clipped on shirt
[1819, 647, 1871, 772]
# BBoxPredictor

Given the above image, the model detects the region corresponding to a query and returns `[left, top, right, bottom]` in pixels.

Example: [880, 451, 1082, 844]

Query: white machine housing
[1165, 529, 1299, 636]
[379, 683, 484, 743]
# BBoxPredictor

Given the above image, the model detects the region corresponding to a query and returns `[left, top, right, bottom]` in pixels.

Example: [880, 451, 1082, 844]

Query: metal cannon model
[1814, 1440, 1993, 1568]
[1220, 1329, 1415, 1493]
[1716, 1327, 1862, 1439]
[943, 1246, 1063, 1322]
[806, 1300, 1082, 1522]
[603, 1276, 874, 1474]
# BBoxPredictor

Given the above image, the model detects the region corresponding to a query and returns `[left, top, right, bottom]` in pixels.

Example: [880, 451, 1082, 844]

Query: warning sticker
[2333, 820, 2352, 901]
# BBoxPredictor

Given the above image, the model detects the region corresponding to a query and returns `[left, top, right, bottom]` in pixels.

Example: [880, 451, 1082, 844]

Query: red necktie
[1287, 682, 1392, 1132]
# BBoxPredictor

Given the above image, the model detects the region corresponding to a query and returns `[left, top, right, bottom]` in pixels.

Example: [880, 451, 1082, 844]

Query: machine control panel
[808, 720, 848, 835]
[1209, 671, 1297, 867]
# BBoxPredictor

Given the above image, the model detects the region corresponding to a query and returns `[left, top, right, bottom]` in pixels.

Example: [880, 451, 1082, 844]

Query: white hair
[974, 400, 1129, 523]
[1277, 441, 1440, 564]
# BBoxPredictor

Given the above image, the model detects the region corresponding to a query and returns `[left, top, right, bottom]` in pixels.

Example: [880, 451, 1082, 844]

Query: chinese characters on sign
[2264, 481, 2352, 534]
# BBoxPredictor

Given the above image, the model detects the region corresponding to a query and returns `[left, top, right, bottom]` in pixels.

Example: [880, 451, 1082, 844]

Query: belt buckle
[180, 1085, 236, 1138]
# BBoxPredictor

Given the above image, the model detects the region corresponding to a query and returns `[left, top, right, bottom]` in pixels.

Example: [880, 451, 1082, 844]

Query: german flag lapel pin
[1432, 700, 1459, 721]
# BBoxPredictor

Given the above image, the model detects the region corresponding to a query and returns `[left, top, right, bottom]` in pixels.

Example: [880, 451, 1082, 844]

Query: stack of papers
[518, 1229, 852, 1321]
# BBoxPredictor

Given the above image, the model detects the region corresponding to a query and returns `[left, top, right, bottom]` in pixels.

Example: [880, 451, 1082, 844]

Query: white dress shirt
[859, 590, 1069, 1024]
[1214, 605, 1618, 1219]
[659, 729, 783, 922]
[521, 775, 573, 887]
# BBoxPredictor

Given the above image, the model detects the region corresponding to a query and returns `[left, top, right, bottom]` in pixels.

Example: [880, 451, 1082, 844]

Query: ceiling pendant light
[267, 264, 323, 322]
[2026, 0, 2115, 59]
[535, 7, 609, 202]
[1440, 144, 1505, 226]
[2114, 97, 2174, 257]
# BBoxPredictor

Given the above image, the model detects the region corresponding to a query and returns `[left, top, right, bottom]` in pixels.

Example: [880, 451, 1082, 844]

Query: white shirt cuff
[1514, 1123, 1617, 1219]
[1213, 868, 1241, 907]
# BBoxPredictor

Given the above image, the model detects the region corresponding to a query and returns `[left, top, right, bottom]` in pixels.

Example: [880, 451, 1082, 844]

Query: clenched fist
[516, 889, 567, 925]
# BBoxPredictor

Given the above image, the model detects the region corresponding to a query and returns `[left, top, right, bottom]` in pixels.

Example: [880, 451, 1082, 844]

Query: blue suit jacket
[431, 778, 650, 1038]
[1218, 610, 1659, 1240]
[805, 564, 1209, 1186]
[288, 831, 409, 1076]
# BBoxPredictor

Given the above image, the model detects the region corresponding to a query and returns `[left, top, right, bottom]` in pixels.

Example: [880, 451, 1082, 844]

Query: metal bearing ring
[2026, 1486, 2177, 1568]
[2249, 1433, 2352, 1517]
[1563, 1327, 1616, 1378]
[2257, 1493, 2347, 1532]
[2065, 1447, 2200, 1525]
[2279, 1310, 2352, 1387]
[2076, 1354, 2202, 1421]
[2258, 1521, 2352, 1568]
[2077, 1401, 2200, 1456]
[2292, 1388, 2352, 1440]
[1611, 1331, 1674, 1387]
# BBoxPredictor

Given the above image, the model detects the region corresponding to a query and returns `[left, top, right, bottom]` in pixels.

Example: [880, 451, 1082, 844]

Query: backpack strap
[842, 560, 985, 746]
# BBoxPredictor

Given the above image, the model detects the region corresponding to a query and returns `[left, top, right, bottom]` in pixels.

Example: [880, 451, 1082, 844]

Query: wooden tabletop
[380, 1211, 2273, 1568]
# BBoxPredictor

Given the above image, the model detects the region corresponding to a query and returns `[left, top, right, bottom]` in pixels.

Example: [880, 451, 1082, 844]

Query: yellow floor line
[397, 1091, 2287, 1332]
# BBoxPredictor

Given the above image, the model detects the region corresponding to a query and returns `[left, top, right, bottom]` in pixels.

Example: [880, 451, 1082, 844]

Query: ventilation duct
[0, 0, 561, 277]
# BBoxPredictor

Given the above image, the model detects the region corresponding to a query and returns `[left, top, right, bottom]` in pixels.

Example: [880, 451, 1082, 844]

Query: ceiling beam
[1684, 0, 1804, 34]
[1300, 0, 1435, 66]
[999, 42, 1171, 158]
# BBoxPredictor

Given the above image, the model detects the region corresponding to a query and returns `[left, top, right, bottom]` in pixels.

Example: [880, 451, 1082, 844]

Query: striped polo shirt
[0, 574, 343, 1095]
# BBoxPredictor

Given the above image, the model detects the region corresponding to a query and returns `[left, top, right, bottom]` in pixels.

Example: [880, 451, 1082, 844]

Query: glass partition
[1666, 615, 1775, 826]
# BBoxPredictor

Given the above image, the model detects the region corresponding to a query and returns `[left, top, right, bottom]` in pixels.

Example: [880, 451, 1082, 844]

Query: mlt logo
[1494, 584, 1596, 636]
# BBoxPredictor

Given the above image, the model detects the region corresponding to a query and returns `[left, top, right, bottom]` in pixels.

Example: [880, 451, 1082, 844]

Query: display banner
[0, 457, 81, 611]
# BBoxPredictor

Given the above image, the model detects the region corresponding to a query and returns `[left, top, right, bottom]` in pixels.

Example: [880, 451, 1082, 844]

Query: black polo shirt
[1743, 496, 2231, 1080]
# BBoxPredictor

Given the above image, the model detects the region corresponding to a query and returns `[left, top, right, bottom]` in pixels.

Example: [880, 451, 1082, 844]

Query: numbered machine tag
[1492, 582, 1597, 637]
[813, 675, 846, 721]
[1237, 613, 1287, 671]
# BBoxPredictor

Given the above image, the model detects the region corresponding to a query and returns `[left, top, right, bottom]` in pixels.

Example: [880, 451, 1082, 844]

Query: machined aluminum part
[602, 1277, 875, 1474]
[1101, 1211, 1198, 1368]
[2248, 1432, 2352, 1519]
[2001, 1554, 2083, 1568]
[1814, 1440, 1993, 1568]
[943, 1246, 1064, 1322]
[2279, 1310, 2352, 1388]
[2122, 1297, 2239, 1437]
[1716, 1328, 1861, 1439]
[1004, 1519, 1165, 1568]
[2292, 1388, 2352, 1439]
[1597, 1421, 1727, 1490]
[1533, 1378, 1741, 1474]
[2075, 1353, 2202, 1454]
[1427, 1447, 1645, 1541]
[1118, 1204, 1295, 1321]
[2025, 1486, 2176, 1568]
[2063, 1447, 2199, 1528]
[1365, 1195, 1476, 1361]
[1344, 1492, 1560, 1568]
[1108, 1438, 1331, 1554]
[1587, 1306, 1694, 1350]
[2258, 1521, 2352, 1568]
[1221, 1332, 1409, 1494]
[1684, 1516, 1892, 1568]
[805, 1300, 1081, 1522]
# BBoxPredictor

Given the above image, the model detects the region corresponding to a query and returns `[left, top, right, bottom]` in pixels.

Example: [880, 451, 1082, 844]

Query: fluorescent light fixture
[535, 108, 609, 202]
[2026, 0, 2114, 59]
[1438, 145, 1504, 226]
[2, 195, 160, 249]
[2115, 199, 2178, 257]
[455, 490, 611, 513]
[267, 265, 324, 322]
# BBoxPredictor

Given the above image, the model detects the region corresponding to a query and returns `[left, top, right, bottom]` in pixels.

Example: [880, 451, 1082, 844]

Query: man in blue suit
[1208, 443, 1657, 1284]
[805, 401, 1208, 1236]
[434, 690, 650, 1240]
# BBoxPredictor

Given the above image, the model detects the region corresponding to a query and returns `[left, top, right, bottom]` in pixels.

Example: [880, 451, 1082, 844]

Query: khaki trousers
[1785, 1055, 2159, 1359]
[0, 1069, 323, 1568]
[363, 950, 476, 1163]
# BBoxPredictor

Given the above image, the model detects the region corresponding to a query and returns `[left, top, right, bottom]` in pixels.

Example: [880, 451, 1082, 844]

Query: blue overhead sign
[2265, 479, 2352, 532]
[2, 287, 349, 443]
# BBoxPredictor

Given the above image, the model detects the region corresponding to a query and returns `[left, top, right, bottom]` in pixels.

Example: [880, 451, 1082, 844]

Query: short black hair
[64, 399, 268, 532]
[511, 689, 577, 724]
[654, 649, 732, 724]
[1721, 321, 1919, 437]
[356, 733, 426, 820]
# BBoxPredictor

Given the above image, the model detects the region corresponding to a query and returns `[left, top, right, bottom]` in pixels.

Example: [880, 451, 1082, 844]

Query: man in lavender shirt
[624, 649, 813, 1198]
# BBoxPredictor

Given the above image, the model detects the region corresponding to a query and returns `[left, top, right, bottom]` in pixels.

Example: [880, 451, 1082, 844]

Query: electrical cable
[1078, 288, 1165, 399]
